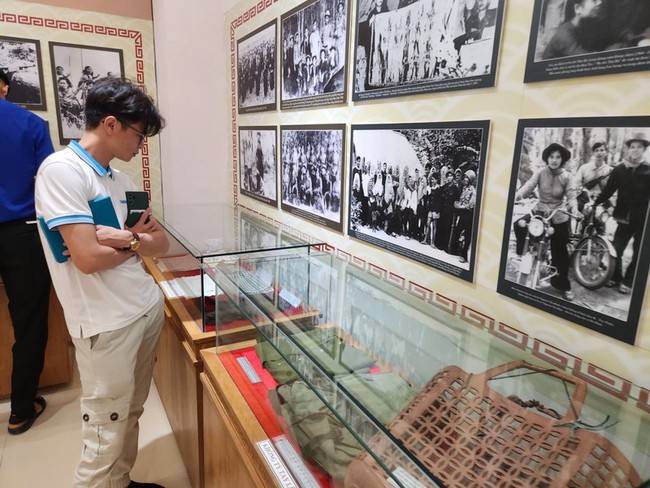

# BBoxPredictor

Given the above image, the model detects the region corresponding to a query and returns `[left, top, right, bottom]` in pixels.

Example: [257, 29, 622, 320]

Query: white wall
[152, 0, 240, 207]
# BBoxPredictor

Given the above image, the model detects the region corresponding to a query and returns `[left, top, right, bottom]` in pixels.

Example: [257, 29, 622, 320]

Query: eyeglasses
[120, 120, 146, 145]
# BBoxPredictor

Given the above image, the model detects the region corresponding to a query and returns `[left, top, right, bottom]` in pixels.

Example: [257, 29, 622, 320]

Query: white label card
[273, 435, 320, 488]
[256, 440, 299, 488]
[387, 467, 428, 488]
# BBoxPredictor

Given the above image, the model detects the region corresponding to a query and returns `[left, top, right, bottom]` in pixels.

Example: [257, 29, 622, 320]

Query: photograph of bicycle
[497, 117, 650, 345]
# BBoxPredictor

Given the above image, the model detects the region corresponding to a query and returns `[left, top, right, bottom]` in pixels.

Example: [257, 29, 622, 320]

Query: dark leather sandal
[8, 396, 46, 435]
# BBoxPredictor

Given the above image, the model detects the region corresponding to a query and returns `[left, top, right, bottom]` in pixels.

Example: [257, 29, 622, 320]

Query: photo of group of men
[281, 126, 345, 231]
[281, 0, 348, 108]
[498, 118, 650, 344]
[525, 0, 650, 82]
[239, 127, 277, 205]
[349, 124, 488, 281]
[237, 21, 276, 113]
[354, 0, 503, 100]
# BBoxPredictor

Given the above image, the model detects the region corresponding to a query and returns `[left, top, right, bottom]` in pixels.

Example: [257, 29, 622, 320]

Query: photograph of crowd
[525, 0, 650, 82]
[348, 122, 489, 282]
[498, 117, 650, 345]
[0, 36, 46, 110]
[281, 0, 349, 109]
[281, 125, 345, 232]
[49, 42, 124, 144]
[239, 126, 278, 207]
[353, 0, 504, 101]
[237, 20, 276, 113]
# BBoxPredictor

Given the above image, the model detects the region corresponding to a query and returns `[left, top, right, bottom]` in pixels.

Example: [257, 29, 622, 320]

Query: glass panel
[207, 251, 650, 487]
[150, 202, 319, 332]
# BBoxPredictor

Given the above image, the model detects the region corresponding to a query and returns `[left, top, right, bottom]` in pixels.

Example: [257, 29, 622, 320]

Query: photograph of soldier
[353, 0, 504, 101]
[237, 20, 276, 114]
[281, 0, 349, 109]
[525, 0, 650, 82]
[239, 127, 278, 206]
[348, 122, 489, 282]
[49, 42, 124, 144]
[498, 118, 650, 345]
[281, 125, 345, 232]
[0, 36, 46, 110]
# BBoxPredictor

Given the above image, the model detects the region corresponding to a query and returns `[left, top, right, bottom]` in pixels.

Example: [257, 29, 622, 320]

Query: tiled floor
[0, 350, 192, 488]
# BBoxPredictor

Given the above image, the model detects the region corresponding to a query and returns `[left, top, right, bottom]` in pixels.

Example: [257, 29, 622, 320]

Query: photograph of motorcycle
[512, 198, 615, 295]
[504, 139, 638, 322]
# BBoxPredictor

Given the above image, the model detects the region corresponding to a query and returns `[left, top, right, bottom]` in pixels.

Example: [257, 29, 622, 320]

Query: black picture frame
[49, 42, 124, 145]
[524, 0, 650, 83]
[348, 121, 490, 282]
[0, 35, 47, 111]
[239, 126, 279, 208]
[280, 124, 346, 232]
[497, 117, 650, 345]
[352, 0, 505, 102]
[237, 20, 277, 114]
[280, 0, 350, 110]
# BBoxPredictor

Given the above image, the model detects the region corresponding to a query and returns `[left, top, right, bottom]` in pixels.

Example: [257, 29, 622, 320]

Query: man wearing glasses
[35, 77, 169, 488]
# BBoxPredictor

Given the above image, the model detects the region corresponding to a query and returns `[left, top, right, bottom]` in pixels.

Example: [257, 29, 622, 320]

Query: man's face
[0, 80, 8, 99]
[375, 0, 382, 9]
[577, 0, 602, 19]
[628, 141, 647, 160]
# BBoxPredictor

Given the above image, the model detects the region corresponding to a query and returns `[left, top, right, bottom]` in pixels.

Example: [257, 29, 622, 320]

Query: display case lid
[157, 202, 318, 259]
[207, 251, 649, 487]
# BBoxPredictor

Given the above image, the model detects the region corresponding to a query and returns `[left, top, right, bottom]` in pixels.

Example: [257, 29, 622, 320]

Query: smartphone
[125, 191, 150, 227]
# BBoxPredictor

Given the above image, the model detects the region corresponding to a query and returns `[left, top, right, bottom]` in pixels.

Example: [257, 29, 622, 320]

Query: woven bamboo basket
[345, 361, 641, 488]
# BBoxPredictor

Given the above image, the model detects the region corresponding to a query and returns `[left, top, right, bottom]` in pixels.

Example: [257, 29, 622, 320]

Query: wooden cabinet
[0, 285, 71, 398]
[145, 257, 216, 488]
[201, 348, 279, 488]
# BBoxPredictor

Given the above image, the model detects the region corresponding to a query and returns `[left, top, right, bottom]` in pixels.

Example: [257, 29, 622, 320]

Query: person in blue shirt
[0, 68, 54, 435]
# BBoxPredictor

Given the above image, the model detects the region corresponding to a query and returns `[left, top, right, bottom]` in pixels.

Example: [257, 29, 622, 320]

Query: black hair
[591, 141, 607, 151]
[0, 69, 11, 94]
[84, 76, 165, 137]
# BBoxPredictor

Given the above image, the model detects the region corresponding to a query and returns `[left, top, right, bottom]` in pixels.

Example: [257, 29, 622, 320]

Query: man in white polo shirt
[35, 77, 169, 488]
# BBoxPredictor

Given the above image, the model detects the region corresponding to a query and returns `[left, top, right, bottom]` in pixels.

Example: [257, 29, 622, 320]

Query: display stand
[195, 251, 649, 488]
[145, 202, 318, 488]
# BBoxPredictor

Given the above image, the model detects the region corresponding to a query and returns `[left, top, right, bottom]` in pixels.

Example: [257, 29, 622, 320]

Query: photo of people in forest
[349, 122, 489, 282]
[237, 20, 276, 113]
[49, 42, 124, 144]
[525, 0, 650, 82]
[498, 117, 650, 345]
[239, 126, 277, 207]
[281, 0, 349, 109]
[281, 125, 345, 231]
[353, 0, 504, 101]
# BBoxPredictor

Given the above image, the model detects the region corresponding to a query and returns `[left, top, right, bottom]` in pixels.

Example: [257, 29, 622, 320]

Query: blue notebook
[38, 196, 121, 263]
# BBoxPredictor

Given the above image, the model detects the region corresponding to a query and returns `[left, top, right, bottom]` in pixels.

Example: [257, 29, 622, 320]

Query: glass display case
[150, 202, 319, 332]
[205, 251, 650, 488]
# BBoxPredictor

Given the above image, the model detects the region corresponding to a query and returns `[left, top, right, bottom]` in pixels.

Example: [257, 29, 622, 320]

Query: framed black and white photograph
[353, 0, 505, 102]
[239, 126, 278, 207]
[0, 36, 46, 110]
[281, 125, 345, 232]
[349, 121, 489, 282]
[497, 117, 650, 345]
[49, 42, 124, 145]
[524, 0, 650, 83]
[281, 0, 349, 110]
[237, 20, 277, 114]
